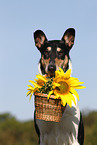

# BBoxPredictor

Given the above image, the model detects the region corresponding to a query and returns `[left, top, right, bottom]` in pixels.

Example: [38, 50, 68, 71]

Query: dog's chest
[36, 103, 80, 145]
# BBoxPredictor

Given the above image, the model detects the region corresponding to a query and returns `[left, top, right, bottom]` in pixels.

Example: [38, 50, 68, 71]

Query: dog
[33, 28, 84, 145]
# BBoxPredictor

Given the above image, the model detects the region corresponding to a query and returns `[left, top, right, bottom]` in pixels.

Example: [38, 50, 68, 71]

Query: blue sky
[0, 0, 97, 121]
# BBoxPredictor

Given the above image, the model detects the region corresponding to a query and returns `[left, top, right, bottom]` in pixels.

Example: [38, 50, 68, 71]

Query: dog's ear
[62, 28, 75, 51]
[34, 30, 47, 51]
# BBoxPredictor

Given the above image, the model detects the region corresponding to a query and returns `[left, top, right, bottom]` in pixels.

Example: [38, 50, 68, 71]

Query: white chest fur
[36, 102, 80, 145]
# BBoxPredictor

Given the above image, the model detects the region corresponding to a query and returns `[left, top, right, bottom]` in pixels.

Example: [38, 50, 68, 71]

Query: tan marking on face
[55, 58, 64, 68]
[55, 55, 69, 71]
[63, 55, 68, 69]
[57, 47, 61, 52]
[47, 47, 51, 51]
[41, 56, 50, 73]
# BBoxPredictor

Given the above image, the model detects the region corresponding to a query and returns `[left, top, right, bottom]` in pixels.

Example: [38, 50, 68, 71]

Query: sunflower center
[56, 81, 69, 94]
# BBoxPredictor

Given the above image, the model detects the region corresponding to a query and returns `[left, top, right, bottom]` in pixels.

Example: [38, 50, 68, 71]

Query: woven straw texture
[35, 93, 64, 122]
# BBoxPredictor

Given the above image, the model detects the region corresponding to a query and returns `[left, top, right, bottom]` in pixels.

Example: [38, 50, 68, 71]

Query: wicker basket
[34, 93, 66, 122]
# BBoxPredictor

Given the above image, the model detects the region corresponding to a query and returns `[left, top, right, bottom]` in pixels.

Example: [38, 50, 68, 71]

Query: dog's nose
[48, 65, 56, 73]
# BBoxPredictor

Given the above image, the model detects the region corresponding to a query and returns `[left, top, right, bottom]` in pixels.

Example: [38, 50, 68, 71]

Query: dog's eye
[58, 51, 63, 55]
[43, 51, 50, 59]
[57, 51, 64, 59]
[44, 51, 49, 55]
[57, 48, 63, 56]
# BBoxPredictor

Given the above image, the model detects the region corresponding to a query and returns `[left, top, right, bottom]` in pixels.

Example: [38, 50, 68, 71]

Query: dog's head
[34, 28, 75, 77]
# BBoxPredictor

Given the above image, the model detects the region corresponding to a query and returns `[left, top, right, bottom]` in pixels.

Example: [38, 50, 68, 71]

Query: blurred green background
[0, 111, 97, 145]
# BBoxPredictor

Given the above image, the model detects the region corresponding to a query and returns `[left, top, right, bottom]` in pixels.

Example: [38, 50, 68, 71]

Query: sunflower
[27, 68, 85, 107]
[48, 68, 85, 107]
[27, 74, 47, 100]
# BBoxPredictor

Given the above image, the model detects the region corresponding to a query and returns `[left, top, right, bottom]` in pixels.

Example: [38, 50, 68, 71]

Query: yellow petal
[68, 78, 79, 84]
[55, 69, 60, 76]
[29, 80, 41, 88]
[36, 74, 47, 82]
[55, 67, 64, 78]
[69, 77, 79, 81]
[68, 93, 76, 106]
[73, 86, 86, 89]
[59, 67, 64, 75]
[70, 82, 84, 87]
[27, 88, 34, 91]
[53, 82, 61, 87]
[66, 96, 72, 108]
[60, 94, 72, 107]
[27, 85, 34, 89]
[48, 90, 53, 99]
[60, 96, 67, 106]
[26, 91, 31, 96]
[29, 94, 32, 100]
[64, 69, 71, 79]
[70, 87, 79, 101]
[54, 93, 60, 99]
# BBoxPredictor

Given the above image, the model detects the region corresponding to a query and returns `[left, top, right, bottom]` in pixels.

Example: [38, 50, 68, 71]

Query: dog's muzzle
[48, 64, 56, 77]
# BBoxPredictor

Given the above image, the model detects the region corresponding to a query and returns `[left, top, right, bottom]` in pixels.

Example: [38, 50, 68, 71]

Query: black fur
[34, 111, 40, 144]
[78, 112, 84, 145]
